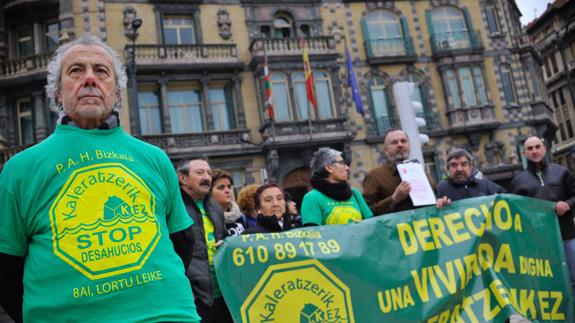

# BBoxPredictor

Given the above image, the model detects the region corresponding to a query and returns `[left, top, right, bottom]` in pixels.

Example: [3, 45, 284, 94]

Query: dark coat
[510, 161, 575, 240]
[180, 189, 226, 306]
[437, 171, 505, 201]
[243, 214, 292, 235]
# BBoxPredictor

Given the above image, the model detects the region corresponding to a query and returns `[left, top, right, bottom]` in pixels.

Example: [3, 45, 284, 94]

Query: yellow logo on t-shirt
[326, 206, 362, 225]
[49, 163, 159, 280]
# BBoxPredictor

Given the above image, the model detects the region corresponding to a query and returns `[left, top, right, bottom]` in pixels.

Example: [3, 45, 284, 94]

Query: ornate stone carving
[217, 8, 232, 40]
[485, 140, 506, 166]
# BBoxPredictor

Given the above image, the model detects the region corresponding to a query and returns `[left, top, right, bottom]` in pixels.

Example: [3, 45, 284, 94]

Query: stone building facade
[0, 0, 551, 206]
[527, 0, 575, 170]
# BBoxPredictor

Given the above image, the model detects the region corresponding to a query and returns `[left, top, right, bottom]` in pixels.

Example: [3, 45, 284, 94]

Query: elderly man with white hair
[0, 34, 200, 322]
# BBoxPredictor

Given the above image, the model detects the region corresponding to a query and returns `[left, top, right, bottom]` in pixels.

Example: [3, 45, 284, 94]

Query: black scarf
[310, 174, 352, 201]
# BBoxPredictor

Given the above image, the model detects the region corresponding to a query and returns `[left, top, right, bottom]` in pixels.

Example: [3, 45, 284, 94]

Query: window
[45, 21, 59, 51]
[559, 88, 566, 105]
[442, 66, 488, 109]
[431, 6, 470, 49]
[312, 71, 335, 119]
[267, 71, 336, 122]
[567, 120, 575, 139]
[138, 84, 162, 135]
[363, 10, 405, 56]
[485, 5, 500, 34]
[550, 53, 559, 74]
[551, 91, 559, 109]
[273, 13, 294, 38]
[500, 64, 517, 105]
[17, 98, 34, 145]
[16, 26, 34, 57]
[270, 73, 291, 122]
[168, 83, 203, 133]
[163, 16, 195, 45]
[544, 59, 552, 78]
[368, 77, 394, 135]
[209, 84, 236, 131]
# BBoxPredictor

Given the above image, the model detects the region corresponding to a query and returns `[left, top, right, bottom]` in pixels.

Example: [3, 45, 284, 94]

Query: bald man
[510, 136, 575, 285]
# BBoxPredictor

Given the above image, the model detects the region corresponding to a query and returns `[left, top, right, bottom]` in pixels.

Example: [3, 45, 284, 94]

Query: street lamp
[129, 18, 142, 135]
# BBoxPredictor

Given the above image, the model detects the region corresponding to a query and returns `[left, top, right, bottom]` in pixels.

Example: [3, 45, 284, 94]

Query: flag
[301, 38, 318, 110]
[346, 46, 364, 116]
[263, 48, 274, 120]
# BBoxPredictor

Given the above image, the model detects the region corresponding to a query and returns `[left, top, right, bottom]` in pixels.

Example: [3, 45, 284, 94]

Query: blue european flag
[346, 46, 364, 116]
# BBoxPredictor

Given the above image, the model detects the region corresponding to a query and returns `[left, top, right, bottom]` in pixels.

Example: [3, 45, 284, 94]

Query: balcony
[365, 37, 417, 65]
[430, 30, 483, 58]
[259, 117, 351, 148]
[249, 36, 338, 66]
[133, 44, 243, 73]
[446, 105, 499, 134]
[374, 116, 399, 136]
[0, 52, 52, 85]
[140, 129, 259, 158]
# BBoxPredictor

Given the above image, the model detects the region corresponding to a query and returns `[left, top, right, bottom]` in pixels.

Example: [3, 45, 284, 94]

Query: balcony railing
[134, 44, 238, 65]
[260, 117, 349, 144]
[430, 30, 483, 55]
[446, 105, 498, 131]
[365, 37, 416, 59]
[140, 129, 251, 152]
[0, 51, 53, 78]
[249, 36, 337, 58]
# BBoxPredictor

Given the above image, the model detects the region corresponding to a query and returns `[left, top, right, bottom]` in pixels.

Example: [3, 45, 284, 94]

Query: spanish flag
[301, 37, 318, 111]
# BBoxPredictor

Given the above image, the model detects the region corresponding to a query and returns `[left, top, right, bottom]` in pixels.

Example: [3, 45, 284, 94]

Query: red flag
[301, 38, 317, 111]
[263, 49, 274, 120]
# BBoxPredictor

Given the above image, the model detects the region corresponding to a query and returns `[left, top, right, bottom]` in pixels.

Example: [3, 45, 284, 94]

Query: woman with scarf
[301, 147, 373, 226]
[210, 169, 245, 236]
[243, 183, 292, 234]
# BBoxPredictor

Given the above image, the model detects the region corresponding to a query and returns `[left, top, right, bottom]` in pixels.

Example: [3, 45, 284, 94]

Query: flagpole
[262, 36, 276, 143]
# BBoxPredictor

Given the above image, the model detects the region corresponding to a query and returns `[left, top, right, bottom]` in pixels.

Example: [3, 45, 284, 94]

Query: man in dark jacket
[510, 136, 575, 286]
[178, 158, 232, 323]
[436, 147, 505, 207]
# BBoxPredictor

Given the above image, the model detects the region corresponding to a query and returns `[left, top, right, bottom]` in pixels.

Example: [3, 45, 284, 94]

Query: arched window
[292, 71, 335, 120]
[364, 10, 403, 57]
[368, 77, 394, 135]
[430, 6, 470, 49]
[273, 12, 294, 38]
[270, 73, 291, 121]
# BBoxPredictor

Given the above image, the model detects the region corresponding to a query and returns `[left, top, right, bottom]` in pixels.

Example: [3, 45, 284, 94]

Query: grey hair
[309, 147, 342, 178]
[446, 147, 473, 166]
[45, 34, 128, 112]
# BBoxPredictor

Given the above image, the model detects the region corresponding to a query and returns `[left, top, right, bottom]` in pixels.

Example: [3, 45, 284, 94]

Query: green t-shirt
[301, 188, 373, 225]
[0, 125, 200, 323]
[194, 199, 221, 298]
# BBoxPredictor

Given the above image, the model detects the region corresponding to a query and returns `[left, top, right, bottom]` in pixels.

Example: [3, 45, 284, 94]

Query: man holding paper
[363, 129, 435, 215]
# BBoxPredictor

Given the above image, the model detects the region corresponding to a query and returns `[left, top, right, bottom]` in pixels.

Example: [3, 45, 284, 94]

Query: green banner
[215, 194, 574, 322]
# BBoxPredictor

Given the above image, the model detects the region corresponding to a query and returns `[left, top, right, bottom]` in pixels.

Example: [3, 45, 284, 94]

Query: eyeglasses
[333, 160, 347, 166]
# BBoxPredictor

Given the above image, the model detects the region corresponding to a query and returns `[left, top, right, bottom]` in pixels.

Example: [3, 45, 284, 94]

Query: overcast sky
[516, 0, 552, 26]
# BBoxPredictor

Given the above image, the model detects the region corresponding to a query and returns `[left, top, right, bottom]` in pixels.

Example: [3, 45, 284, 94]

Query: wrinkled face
[326, 155, 349, 183]
[257, 187, 285, 219]
[448, 155, 472, 184]
[383, 130, 410, 163]
[523, 137, 547, 163]
[57, 44, 119, 127]
[211, 177, 233, 208]
[181, 160, 212, 198]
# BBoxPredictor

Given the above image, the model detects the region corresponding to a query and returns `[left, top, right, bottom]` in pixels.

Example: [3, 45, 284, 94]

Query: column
[33, 91, 47, 140]
[159, 77, 171, 133]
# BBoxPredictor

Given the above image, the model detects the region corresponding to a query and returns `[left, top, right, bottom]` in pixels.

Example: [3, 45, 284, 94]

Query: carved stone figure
[217, 8, 232, 40]
[123, 6, 139, 41]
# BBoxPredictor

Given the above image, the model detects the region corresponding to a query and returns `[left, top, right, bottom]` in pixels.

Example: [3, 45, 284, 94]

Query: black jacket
[180, 189, 226, 306]
[510, 161, 575, 240]
[243, 214, 292, 234]
[437, 172, 505, 202]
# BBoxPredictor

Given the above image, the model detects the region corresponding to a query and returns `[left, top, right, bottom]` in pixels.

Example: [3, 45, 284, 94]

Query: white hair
[45, 34, 128, 111]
